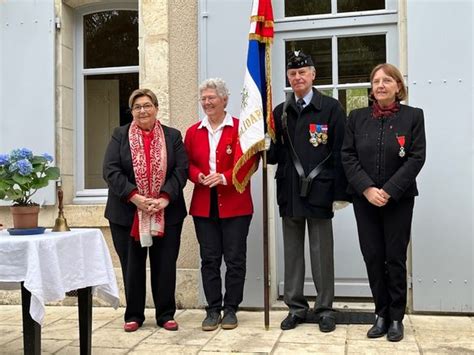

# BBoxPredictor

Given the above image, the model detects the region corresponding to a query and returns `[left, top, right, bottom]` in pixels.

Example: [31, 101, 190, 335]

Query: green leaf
[0, 180, 11, 189]
[45, 167, 60, 180]
[32, 164, 44, 173]
[12, 173, 31, 185]
[31, 177, 50, 189]
[7, 189, 24, 200]
[31, 156, 47, 164]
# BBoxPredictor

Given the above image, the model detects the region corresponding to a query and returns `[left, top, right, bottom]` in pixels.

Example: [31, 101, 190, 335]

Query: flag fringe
[249, 33, 273, 44]
[250, 16, 274, 28]
[265, 44, 275, 142]
[232, 139, 265, 193]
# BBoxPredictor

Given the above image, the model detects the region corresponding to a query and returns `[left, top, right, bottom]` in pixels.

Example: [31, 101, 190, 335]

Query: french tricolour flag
[232, 0, 274, 193]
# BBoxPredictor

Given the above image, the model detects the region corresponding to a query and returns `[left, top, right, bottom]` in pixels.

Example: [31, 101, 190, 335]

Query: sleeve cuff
[159, 192, 170, 202]
[221, 174, 227, 185]
[382, 181, 403, 201]
[127, 189, 139, 202]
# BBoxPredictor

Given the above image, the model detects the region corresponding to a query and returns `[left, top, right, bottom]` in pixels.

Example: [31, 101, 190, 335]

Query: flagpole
[262, 150, 270, 330]
[231, 0, 274, 329]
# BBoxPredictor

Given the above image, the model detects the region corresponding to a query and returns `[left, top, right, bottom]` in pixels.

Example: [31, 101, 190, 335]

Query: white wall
[408, 0, 473, 312]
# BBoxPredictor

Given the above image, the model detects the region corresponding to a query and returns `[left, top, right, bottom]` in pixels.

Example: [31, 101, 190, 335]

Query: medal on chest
[309, 124, 318, 147]
[309, 123, 328, 147]
[318, 124, 328, 145]
[396, 134, 406, 157]
[225, 137, 233, 155]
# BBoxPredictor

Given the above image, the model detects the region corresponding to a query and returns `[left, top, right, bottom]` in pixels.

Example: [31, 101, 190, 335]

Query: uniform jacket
[341, 104, 426, 201]
[103, 123, 188, 226]
[184, 117, 254, 218]
[268, 88, 350, 219]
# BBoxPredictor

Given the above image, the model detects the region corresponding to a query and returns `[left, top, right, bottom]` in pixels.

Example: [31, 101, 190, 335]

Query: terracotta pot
[10, 205, 40, 229]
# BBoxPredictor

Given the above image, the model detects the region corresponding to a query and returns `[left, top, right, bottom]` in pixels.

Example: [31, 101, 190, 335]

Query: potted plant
[0, 148, 60, 229]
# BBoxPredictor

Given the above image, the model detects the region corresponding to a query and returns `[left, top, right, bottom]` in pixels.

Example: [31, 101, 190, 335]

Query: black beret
[287, 50, 314, 69]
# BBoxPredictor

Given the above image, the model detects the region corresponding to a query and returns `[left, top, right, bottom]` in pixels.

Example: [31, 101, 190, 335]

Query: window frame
[274, 0, 397, 19]
[74, 2, 138, 204]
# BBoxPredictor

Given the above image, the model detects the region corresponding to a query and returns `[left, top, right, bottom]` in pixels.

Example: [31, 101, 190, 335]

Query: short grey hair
[199, 78, 230, 99]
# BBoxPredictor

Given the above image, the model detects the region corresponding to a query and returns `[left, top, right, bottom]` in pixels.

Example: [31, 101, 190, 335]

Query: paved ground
[0, 305, 472, 354]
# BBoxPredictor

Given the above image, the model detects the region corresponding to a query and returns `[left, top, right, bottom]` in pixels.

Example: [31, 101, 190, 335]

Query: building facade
[0, 0, 472, 313]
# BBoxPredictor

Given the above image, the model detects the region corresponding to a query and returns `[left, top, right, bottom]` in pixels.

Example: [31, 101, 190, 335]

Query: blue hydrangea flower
[10, 148, 33, 161]
[0, 154, 9, 166]
[41, 153, 53, 162]
[16, 159, 34, 176]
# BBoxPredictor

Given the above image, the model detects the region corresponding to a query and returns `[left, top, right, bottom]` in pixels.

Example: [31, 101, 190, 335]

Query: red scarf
[372, 101, 400, 118]
[129, 120, 167, 246]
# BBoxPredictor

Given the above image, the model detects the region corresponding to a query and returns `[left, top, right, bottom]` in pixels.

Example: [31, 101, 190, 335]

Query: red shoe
[123, 321, 140, 332]
[162, 320, 179, 331]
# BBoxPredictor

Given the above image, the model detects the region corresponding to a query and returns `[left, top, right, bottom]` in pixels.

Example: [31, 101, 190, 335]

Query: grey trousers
[282, 216, 335, 318]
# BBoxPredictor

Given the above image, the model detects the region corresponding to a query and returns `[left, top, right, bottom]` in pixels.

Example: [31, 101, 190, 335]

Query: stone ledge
[0, 268, 200, 309]
[62, 204, 108, 227]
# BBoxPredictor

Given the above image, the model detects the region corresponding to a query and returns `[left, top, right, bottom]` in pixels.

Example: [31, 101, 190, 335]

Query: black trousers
[282, 217, 334, 318]
[193, 213, 252, 313]
[109, 222, 182, 326]
[352, 196, 414, 321]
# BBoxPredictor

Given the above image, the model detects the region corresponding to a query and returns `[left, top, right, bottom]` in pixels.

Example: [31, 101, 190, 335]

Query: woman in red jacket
[185, 78, 253, 331]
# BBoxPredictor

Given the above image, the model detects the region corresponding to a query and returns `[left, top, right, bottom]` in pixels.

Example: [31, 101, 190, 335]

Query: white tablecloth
[0, 228, 120, 325]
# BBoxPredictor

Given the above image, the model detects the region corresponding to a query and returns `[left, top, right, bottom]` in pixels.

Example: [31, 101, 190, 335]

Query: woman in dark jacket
[103, 88, 187, 332]
[341, 64, 426, 342]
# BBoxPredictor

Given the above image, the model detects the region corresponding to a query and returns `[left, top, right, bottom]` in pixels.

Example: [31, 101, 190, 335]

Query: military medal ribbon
[396, 135, 406, 157]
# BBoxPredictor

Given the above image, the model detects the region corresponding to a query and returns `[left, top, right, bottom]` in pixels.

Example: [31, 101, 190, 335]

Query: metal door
[407, 0, 473, 313]
[198, 0, 402, 304]
[271, 5, 399, 297]
[198, 0, 265, 307]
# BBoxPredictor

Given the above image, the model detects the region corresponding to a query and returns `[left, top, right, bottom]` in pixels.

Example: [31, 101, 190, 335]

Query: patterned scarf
[129, 120, 167, 247]
[372, 101, 400, 118]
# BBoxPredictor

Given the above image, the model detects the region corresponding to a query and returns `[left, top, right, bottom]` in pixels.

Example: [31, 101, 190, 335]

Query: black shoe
[280, 313, 304, 330]
[202, 311, 221, 331]
[367, 315, 388, 338]
[221, 309, 238, 330]
[319, 315, 336, 333]
[387, 320, 404, 342]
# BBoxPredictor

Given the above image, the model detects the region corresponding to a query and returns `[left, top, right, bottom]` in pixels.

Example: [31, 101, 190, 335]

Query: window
[285, 35, 386, 113]
[285, 0, 386, 17]
[76, 5, 138, 200]
[274, 1, 398, 114]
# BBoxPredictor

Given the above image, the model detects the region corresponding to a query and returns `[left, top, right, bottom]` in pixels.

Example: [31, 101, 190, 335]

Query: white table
[0, 228, 120, 354]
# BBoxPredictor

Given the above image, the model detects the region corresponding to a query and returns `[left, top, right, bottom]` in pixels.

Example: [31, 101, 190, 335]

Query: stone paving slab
[0, 305, 472, 354]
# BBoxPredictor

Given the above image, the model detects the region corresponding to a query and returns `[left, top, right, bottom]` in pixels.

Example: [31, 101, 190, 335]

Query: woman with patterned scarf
[103, 88, 188, 332]
[342, 64, 426, 342]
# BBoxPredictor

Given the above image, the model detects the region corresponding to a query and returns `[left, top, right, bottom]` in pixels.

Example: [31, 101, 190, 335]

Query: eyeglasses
[131, 103, 155, 113]
[199, 95, 219, 103]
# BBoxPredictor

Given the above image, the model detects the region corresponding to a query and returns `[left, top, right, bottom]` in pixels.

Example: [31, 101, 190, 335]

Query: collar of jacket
[289, 88, 323, 113]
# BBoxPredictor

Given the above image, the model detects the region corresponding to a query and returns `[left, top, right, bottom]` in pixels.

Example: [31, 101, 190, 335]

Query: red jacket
[184, 117, 254, 218]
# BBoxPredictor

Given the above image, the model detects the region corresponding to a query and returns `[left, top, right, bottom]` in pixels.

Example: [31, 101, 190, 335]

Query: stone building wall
[0, 0, 201, 309]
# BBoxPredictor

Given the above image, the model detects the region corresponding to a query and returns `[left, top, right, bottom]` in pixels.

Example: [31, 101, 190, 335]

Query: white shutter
[0, 0, 56, 205]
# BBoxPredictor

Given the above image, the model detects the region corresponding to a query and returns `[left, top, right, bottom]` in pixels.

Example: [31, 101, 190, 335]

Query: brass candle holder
[52, 179, 70, 232]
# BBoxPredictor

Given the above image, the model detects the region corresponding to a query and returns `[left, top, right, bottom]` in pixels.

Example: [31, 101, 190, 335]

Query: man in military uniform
[267, 50, 349, 332]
